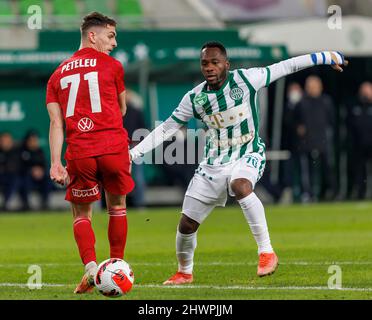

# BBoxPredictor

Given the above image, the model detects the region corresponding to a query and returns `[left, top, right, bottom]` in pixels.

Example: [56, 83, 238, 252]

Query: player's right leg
[163, 196, 215, 285]
[98, 150, 134, 260]
[163, 165, 225, 285]
[104, 192, 128, 260]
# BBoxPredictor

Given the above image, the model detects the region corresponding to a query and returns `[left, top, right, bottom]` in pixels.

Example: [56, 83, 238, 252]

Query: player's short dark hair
[201, 41, 227, 58]
[81, 12, 117, 36]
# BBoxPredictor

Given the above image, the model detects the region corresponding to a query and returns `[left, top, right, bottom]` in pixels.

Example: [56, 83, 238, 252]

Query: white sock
[176, 230, 197, 274]
[238, 193, 273, 254]
[85, 261, 97, 275]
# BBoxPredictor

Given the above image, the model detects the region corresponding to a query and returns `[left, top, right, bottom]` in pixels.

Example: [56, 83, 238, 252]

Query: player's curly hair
[81, 12, 117, 36]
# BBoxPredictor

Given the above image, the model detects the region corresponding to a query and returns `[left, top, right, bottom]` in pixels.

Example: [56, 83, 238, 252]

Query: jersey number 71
[60, 72, 102, 117]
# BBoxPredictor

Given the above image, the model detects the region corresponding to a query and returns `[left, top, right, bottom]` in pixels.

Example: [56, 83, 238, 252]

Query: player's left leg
[229, 154, 278, 277]
[105, 192, 128, 259]
[71, 202, 97, 294]
[65, 157, 101, 293]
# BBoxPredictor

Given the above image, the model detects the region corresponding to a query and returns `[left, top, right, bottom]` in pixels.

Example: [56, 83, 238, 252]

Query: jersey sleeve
[114, 61, 126, 94]
[170, 92, 195, 125]
[130, 117, 183, 160]
[240, 68, 270, 92]
[243, 51, 345, 91]
[46, 73, 59, 105]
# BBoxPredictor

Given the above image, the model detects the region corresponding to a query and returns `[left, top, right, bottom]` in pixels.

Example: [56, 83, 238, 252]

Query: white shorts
[185, 152, 266, 208]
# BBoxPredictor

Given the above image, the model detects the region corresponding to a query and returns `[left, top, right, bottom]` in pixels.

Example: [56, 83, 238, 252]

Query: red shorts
[65, 150, 134, 203]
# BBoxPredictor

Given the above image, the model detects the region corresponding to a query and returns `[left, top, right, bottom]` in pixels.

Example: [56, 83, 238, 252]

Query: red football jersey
[46, 47, 128, 160]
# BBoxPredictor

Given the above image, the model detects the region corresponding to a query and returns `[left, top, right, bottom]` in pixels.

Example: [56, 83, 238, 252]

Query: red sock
[73, 217, 96, 265]
[108, 208, 127, 259]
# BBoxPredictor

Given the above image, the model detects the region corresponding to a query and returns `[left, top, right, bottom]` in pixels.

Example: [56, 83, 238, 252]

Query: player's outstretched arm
[249, 51, 348, 90]
[130, 117, 183, 161]
[270, 51, 348, 83]
[130, 91, 194, 161]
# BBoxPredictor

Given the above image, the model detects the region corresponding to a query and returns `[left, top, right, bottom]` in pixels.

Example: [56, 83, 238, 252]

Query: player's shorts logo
[72, 184, 100, 198]
[229, 87, 244, 101]
[78, 117, 94, 132]
[194, 92, 208, 106]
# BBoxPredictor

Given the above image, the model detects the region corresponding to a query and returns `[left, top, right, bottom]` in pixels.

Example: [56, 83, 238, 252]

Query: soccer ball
[94, 258, 134, 297]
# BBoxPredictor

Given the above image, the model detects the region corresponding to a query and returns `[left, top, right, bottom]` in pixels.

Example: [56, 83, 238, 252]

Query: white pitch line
[139, 284, 372, 292]
[1, 261, 372, 268]
[0, 283, 68, 288]
[0, 283, 372, 292]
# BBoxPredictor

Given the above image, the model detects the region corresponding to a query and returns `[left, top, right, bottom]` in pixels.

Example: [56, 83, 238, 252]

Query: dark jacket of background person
[279, 82, 303, 202]
[20, 135, 48, 176]
[0, 132, 21, 210]
[19, 131, 50, 210]
[346, 81, 372, 199]
[0, 135, 20, 177]
[347, 83, 372, 152]
[123, 94, 147, 208]
[123, 102, 146, 148]
[295, 94, 335, 154]
[293, 75, 336, 202]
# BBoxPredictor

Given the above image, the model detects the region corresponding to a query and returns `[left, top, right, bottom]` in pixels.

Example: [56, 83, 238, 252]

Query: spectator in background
[295, 75, 336, 202]
[281, 82, 303, 202]
[19, 130, 51, 211]
[346, 81, 372, 200]
[123, 90, 147, 209]
[0, 132, 21, 211]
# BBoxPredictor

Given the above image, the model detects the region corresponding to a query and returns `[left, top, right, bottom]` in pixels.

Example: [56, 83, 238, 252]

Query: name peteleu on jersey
[61, 59, 97, 74]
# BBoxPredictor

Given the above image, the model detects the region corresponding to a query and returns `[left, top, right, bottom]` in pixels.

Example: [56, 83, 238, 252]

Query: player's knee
[105, 192, 126, 209]
[72, 202, 92, 219]
[230, 178, 253, 200]
[178, 214, 199, 234]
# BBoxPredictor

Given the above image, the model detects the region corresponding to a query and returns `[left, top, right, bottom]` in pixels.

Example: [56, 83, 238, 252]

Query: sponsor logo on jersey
[72, 184, 100, 198]
[78, 117, 94, 132]
[229, 87, 244, 101]
[193, 92, 208, 106]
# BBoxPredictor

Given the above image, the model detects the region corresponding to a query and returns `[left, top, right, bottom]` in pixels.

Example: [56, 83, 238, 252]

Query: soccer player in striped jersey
[130, 42, 348, 284]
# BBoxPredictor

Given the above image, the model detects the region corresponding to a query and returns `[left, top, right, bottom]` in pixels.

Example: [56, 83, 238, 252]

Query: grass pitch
[0, 202, 372, 300]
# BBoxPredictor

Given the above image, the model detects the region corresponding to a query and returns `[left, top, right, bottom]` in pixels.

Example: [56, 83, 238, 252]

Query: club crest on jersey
[229, 87, 244, 101]
[194, 92, 208, 106]
[78, 117, 94, 132]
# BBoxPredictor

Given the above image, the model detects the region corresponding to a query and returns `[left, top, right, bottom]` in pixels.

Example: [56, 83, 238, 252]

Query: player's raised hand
[50, 162, 69, 186]
[330, 52, 349, 72]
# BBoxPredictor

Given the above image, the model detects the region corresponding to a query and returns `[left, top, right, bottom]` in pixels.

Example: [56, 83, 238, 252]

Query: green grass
[0, 202, 372, 300]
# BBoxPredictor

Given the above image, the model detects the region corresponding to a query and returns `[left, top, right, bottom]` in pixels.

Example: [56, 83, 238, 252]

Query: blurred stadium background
[1, 0, 372, 211]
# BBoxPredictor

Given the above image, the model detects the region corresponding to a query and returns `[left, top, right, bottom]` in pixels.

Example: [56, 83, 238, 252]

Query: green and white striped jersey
[171, 68, 271, 165]
[130, 51, 345, 165]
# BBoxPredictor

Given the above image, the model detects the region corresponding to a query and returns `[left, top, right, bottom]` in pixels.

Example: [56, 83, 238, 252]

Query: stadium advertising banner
[0, 30, 288, 72]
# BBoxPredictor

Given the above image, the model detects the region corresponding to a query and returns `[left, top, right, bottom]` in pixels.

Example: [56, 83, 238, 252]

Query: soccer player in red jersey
[46, 12, 134, 294]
